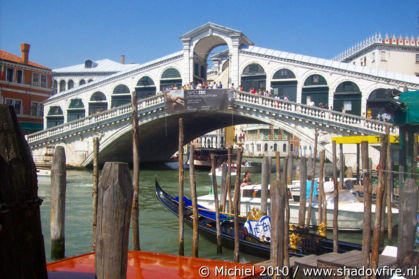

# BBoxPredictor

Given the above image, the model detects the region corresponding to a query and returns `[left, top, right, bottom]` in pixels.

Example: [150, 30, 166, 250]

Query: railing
[234, 91, 395, 134]
[27, 90, 395, 147]
[26, 94, 165, 145]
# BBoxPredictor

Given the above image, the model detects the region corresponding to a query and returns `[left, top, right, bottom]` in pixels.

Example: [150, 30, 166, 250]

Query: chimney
[121, 55, 125, 64]
[20, 43, 30, 64]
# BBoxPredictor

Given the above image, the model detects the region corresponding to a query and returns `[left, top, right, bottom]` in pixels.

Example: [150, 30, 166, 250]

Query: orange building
[0, 43, 53, 133]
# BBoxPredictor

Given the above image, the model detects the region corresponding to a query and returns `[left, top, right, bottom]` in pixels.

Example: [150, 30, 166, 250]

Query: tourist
[239, 84, 244, 91]
[306, 175, 319, 199]
[240, 171, 252, 187]
[250, 88, 256, 94]
[217, 81, 223, 88]
[284, 96, 289, 102]
[323, 177, 335, 194]
[196, 82, 202, 89]
[230, 83, 235, 89]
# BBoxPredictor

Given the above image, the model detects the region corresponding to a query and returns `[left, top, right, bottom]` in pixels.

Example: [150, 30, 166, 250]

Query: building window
[371, 52, 375, 63]
[380, 51, 386, 61]
[32, 73, 40, 86]
[16, 69, 23, 83]
[283, 144, 287, 152]
[416, 54, 419, 63]
[5, 98, 22, 115]
[31, 102, 43, 117]
[257, 144, 261, 152]
[41, 75, 47, 88]
[6, 68, 14, 82]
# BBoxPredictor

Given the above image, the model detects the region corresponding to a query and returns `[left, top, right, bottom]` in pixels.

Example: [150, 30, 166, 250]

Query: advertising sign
[164, 89, 233, 113]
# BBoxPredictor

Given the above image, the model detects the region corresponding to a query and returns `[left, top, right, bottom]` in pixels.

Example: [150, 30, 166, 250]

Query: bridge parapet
[27, 94, 165, 147]
[235, 91, 396, 135]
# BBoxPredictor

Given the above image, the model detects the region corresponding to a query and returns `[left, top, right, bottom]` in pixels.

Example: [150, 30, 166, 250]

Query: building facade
[53, 56, 138, 94]
[0, 43, 53, 133]
[333, 34, 419, 77]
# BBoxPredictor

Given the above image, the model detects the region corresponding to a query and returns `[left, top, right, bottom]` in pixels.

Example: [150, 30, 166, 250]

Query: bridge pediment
[180, 22, 253, 46]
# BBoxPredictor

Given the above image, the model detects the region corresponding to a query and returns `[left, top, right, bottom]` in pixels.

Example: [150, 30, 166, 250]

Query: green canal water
[38, 165, 368, 263]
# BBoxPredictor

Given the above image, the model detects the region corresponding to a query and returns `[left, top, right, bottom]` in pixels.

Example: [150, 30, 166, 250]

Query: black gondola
[155, 179, 362, 259]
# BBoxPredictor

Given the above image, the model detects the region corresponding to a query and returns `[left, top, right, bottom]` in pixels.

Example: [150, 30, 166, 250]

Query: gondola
[155, 180, 362, 259]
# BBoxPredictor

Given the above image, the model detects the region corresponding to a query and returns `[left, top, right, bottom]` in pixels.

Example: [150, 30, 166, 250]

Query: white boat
[197, 183, 399, 231]
[36, 168, 51, 177]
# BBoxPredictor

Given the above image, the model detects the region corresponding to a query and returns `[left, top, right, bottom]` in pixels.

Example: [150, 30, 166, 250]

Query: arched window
[112, 84, 131, 107]
[302, 74, 329, 107]
[68, 80, 74, 90]
[53, 80, 58, 94]
[283, 144, 287, 152]
[273, 143, 277, 151]
[264, 143, 268, 152]
[272, 68, 297, 101]
[136, 76, 156, 99]
[88, 79, 93, 83]
[89, 92, 108, 115]
[85, 59, 95, 68]
[160, 68, 182, 91]
[333, 81, 361, 115]
[240, 63, 266, 92]
[46, 106, 64, 128]
[67, 98, 85, 122]
[79, 79, 86, 86]
[366, 88, 401, 120]
[59, 80, 66, 92]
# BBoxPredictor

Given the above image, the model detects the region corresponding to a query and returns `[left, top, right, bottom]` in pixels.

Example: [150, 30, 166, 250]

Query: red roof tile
[0, 50, 51, 70]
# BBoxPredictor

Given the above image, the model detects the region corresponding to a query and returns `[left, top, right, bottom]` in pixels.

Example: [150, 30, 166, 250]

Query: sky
[1, 0, 418, 69]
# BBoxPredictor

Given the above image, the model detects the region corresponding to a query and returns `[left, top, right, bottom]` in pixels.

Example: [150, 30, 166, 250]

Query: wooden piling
[95, 162, 133, 279]
[131, 91, 140, 251]
[361, 141, 372, 268]
[332, 141, 339, 252]
[189, 145, 199, 258]
[261, 156, 271, 215]
[287, 152, 294, 185]
[211, 153, 222, 254]
[298, 157, 307, 227]
[306, 130, 318, 227]
[226, 145, 233, 213]
[270, 179, 284, 279]
[371, 134, 388, 272]
[178, 117, 184, 256]
[0, 105, 47, 278]
[386, 137, 393, 243]
[339, 144, 344, 190]
[220, 163, 228, 212]
[233, 148, 243, 262]
[318, 150, 326, 229]
[275, 151, 280, 180]
[92, 137, 99, 251]
[282, 156, 290, 269]
[397, 178, 418, 263]
[50, 146, 67, 260]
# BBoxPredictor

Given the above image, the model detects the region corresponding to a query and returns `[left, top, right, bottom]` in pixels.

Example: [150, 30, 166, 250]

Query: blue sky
[1, 0, 417, 69]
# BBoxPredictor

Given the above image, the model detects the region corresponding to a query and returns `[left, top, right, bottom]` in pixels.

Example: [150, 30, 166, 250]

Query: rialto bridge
[27, 23, 418, 167]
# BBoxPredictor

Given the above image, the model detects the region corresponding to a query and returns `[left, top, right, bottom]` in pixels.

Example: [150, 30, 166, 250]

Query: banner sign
[165, 89, 233, 113]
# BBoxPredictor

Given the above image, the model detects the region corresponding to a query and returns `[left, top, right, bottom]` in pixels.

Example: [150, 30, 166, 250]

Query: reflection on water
[38, 167, 266, 263]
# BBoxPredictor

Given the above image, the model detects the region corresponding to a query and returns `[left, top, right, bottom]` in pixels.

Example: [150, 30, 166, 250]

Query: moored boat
[47, 250, 262, 279]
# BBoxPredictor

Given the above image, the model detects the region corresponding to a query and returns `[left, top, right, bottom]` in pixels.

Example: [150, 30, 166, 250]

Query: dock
[257, 250, 397, 278]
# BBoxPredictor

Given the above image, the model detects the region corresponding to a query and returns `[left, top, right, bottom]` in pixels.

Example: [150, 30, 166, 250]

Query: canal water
[38, 165, 368, 263]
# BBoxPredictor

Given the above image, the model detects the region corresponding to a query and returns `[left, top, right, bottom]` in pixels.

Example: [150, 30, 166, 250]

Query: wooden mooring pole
[298, 157, 307, 227]
[233, 148, 243, 262]
[386, 138, 393, 243]
[95, 162, 133, 279]
[210, 153, 222, 254]
[282, 156, 290, 269]
[131, 91, 140, 251]
[361, 141, 372, 268]
[261, 156, 271, 215]
[189, 145, 199, 257]
[371, 133, 388, 272]
[306, 130, 318, 227]
[92, 137, 99, 251]
[178, 117, 184, 256]
[50, 146, 67, 260]
[227, 145, 233, 213]
[0, 105, 47, 278]
[317, 150, 326, 236]
[332, 141, 339, 252]
[220, 163, 228, 212]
